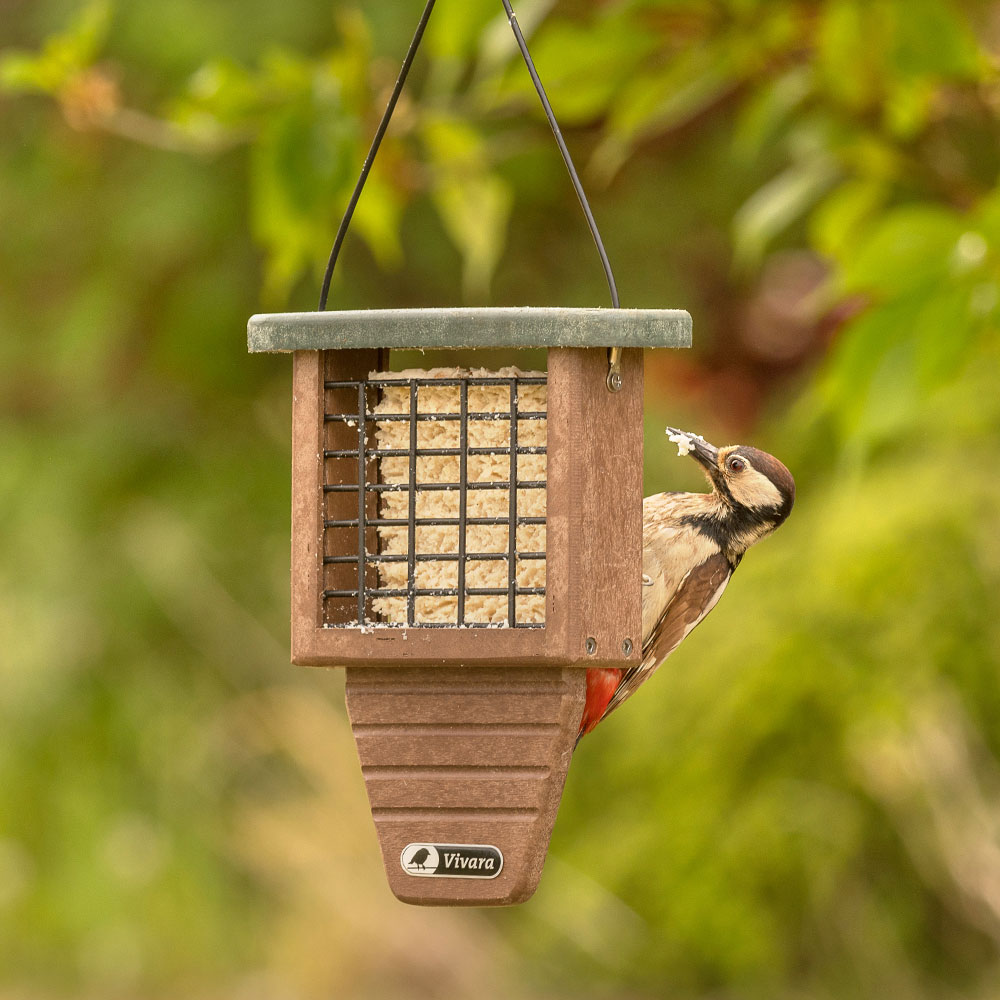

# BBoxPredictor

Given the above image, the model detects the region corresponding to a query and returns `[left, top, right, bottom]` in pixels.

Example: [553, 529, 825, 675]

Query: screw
[585, 637, 597, 655]
[622, 638, 633, 656]
[606, 370, 623, 392]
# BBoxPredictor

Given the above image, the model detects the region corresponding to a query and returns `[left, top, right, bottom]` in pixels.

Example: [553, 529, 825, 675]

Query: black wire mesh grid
[322, 374, 547, 628]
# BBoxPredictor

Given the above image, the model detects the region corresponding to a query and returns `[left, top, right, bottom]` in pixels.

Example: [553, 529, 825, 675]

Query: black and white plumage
[578, 428, 795, 739]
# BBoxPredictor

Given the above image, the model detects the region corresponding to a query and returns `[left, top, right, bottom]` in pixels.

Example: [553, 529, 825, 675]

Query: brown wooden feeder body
[249, 307, 691, 905]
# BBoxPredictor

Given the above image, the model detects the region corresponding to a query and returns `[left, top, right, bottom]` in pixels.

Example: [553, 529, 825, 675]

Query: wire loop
[318, 0, 620, 311]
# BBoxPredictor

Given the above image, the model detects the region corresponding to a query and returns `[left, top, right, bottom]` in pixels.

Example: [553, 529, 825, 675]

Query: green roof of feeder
[247, 307, 692, 353]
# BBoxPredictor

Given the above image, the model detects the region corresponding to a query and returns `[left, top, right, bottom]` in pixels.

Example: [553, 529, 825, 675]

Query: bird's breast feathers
[640, 496, 728, 642]
[603, 539, 733, 719]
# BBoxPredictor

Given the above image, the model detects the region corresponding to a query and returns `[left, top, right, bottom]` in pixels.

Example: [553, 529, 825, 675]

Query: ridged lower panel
[345, 666, 585, 906]
[347, 692, 568, 725]
[352, 730, 560, 768]
[362, 768, 550, 810]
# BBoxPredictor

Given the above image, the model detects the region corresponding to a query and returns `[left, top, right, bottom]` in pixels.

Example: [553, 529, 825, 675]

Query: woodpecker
[578, 428, 795, 741]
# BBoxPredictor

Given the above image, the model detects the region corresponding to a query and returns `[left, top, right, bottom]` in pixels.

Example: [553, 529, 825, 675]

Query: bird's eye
[727, 456, 746, 473]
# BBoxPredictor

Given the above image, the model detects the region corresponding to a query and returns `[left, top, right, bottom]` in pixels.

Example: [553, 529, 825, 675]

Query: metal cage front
[322, 371, 548, 630]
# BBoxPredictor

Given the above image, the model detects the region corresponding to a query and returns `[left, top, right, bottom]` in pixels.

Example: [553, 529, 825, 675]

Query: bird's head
[666, 428, 795, 555]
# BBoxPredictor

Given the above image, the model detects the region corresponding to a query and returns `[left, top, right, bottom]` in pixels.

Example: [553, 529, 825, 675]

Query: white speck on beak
[667, 429, 695, 456]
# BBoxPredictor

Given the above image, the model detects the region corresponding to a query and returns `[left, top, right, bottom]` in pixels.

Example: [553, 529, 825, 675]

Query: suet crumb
[667, 429, 695, 456]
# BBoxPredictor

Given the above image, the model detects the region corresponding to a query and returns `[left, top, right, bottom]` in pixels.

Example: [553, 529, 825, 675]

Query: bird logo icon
[402, 844, 439, 873]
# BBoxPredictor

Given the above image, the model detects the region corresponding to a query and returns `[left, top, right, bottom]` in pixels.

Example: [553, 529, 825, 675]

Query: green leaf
[912, 284, 983, 390]
[491, 15, 653, 127]
[841, 205, 964, 295]
[886, 0, 982, 79]
[474, 0, 556, 81]
[809, 178, 887, 260]
[819, 192, 999, 443]
[422, 114, 512, 300]
[425, 0, 497, 63]
[350, 167, 404, 270]
[816, 0, 888, 111]
[608, 46, 737, 145]
[733, 154, 840, 268]
[819, 296, 921, 442]
[882, 76, 935, 139]
[816, 0, 983, 120]
[176, 58, 264, 126]
[972, 184, 1000, 244]
[0, 0, 112, 96]
[250, 96, 358, 304]
[433, 172, 513, 302]
[0, 52, 53, 94]
[50, 0, 113, 72]
[593, 48, 738, 182]
[732, 67, 813, 165]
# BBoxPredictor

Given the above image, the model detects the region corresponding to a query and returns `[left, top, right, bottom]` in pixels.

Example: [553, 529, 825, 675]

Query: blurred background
[2, 0, 1000, 996]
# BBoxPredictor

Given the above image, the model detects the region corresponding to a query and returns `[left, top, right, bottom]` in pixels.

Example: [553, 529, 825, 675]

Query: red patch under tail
[578, 667, 624, 740]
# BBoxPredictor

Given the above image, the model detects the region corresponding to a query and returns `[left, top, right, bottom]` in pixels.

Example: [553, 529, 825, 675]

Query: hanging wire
[318, 0, 437, 311]
[319, 0, 620, 311]
[498, 0, 619, 309]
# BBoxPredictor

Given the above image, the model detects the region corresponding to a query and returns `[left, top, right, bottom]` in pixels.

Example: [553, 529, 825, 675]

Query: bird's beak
[666, 427, 720, 475]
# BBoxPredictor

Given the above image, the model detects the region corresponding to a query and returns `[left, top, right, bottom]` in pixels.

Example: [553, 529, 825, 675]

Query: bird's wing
[601, 551, 732, 721]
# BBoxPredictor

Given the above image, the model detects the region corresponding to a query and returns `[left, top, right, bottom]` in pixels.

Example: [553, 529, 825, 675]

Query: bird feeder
[247, 1, 692, 906]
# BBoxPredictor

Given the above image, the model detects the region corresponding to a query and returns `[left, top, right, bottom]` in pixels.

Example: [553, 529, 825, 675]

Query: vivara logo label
[400, 843, 503, 879]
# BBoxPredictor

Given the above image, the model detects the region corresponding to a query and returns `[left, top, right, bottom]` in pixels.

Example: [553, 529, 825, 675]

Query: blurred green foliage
[2, 1, 1000, 998]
